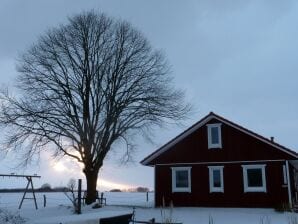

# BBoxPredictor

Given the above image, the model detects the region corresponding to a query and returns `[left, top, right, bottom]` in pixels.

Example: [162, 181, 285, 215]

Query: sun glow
[52, 162, 67, 172]
[48, 155, 133, 191]
[97, 179, 134, 191]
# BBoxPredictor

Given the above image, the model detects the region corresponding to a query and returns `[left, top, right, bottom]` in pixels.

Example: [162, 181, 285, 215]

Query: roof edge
[140, 112, 298, 166]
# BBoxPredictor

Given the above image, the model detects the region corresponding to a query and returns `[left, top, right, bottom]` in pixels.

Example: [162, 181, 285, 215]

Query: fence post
[132, 207, 136, 223]
[43, 194, 46, 207]
[77, 179, 82, 214]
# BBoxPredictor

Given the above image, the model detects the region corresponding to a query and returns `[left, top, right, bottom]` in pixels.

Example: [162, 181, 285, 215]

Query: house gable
[141, 112, 297, 166]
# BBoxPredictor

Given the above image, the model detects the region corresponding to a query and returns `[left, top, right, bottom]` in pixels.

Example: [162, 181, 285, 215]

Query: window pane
[247, 168, 263, 187]
[213, 170, 221, 187]
[176, 170, 189, 188]
[211, 127, 219, 144]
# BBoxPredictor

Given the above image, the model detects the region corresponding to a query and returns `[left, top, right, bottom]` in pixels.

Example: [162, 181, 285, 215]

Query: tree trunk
[84, 169, 99, 205]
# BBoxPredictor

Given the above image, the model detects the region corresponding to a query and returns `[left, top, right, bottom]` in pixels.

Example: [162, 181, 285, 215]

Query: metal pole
[77, 179, 82, 214]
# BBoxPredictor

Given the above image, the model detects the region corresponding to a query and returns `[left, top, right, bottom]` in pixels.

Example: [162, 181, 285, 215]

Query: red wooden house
[141, 112, 298, 208]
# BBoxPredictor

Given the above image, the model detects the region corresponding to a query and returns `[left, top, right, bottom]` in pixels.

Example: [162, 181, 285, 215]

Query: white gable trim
[154, 159, 285, 166]
[141, 114, 297, 165]
[141, 115, 213, 165]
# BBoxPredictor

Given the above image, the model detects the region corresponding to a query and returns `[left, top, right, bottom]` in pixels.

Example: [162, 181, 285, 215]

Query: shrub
[64, 178, 79, 213]
[160, 198, 174, 224]
[288, 215, 298, 224]
[209, 215, 214, 224]
[259, 216, 270, 224]
[274, 203, 291, 213]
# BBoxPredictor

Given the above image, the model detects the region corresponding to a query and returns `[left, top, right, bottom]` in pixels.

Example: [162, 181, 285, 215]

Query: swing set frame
[0, 174, 41, 209]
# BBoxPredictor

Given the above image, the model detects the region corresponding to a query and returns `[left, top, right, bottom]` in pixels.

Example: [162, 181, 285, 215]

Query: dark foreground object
[99, 213, 133, 224]
[99, 213, 183, 224]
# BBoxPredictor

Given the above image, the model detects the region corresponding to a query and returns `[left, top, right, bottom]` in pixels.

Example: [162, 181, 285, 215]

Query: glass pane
[176, 170, 189, 188]
[213, 169, 221, 187]
[247, 168, 263, 187]
[211, 127, 219, 144]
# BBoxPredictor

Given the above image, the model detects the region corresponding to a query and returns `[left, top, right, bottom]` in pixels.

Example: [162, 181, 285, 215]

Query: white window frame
[242, 164, 267, 193]
[208, 166, 224, 193]
[171, 167, 191, 193]
[207, 123, 222, 149]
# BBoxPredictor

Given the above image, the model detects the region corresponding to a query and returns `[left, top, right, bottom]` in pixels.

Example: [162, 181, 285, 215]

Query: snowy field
[0, 192, 297, 224]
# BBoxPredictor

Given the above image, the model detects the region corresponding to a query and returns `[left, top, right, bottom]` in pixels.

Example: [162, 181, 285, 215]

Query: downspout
[154, 165, 156, 207]
[286, 160, 292, 208]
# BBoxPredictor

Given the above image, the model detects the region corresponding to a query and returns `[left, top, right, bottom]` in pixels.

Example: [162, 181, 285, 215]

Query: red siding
[149, 119, 295, 166]
[146, 116, 297, 208]
[155, 161, 289, 208]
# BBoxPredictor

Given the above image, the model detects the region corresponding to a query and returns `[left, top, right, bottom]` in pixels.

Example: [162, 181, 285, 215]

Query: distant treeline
[0, 183, 152, 193]
[0, 187, 69, 193]
[110, 186, 152, 193]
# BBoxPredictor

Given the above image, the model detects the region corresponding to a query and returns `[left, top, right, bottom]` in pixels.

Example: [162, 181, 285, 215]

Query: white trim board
[155, 159, 285, 167]
[141, 113, 297, 165]
[286, 161, 292, 208]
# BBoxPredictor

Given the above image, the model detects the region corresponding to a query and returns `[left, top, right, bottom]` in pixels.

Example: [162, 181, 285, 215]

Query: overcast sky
[0, 0, 298, 190]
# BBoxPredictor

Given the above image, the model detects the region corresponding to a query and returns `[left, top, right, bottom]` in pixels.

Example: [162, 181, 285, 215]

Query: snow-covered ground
[0, 192, 154, 208]
[0, 192, 297, 224]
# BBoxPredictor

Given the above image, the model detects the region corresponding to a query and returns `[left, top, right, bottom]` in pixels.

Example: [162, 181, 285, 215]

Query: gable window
[207, 123, 222, 149]
[242, 164, 266, 192]
[171, 167, 191, 192]
[208, 166, 224, 193]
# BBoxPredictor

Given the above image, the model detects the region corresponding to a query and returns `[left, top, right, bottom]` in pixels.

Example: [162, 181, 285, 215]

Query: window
[171, 167, 191, 192]
[208, 166, 224, 193]
[207, 123, 222, 149]
[242, 164, 266, 192]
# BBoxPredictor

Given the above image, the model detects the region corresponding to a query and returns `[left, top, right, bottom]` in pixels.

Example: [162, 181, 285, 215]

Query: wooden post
[77, 179, 82, 214]
[43, 194, 46, 207]
[132, 207, 136, 223]
[100, 192, 103, 205]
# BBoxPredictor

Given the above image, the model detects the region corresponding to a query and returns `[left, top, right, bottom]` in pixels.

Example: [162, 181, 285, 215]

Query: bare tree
[0, 11, 191, 204]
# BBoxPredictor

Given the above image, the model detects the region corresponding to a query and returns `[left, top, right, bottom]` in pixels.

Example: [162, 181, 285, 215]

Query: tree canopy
[0, 11, 191, 203]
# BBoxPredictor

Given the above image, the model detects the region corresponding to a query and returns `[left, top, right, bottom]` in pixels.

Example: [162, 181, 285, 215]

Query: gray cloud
[0, 0, 298, 189]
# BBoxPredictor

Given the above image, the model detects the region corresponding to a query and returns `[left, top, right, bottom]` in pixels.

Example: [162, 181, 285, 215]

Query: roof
[140, 112, 298, 166]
